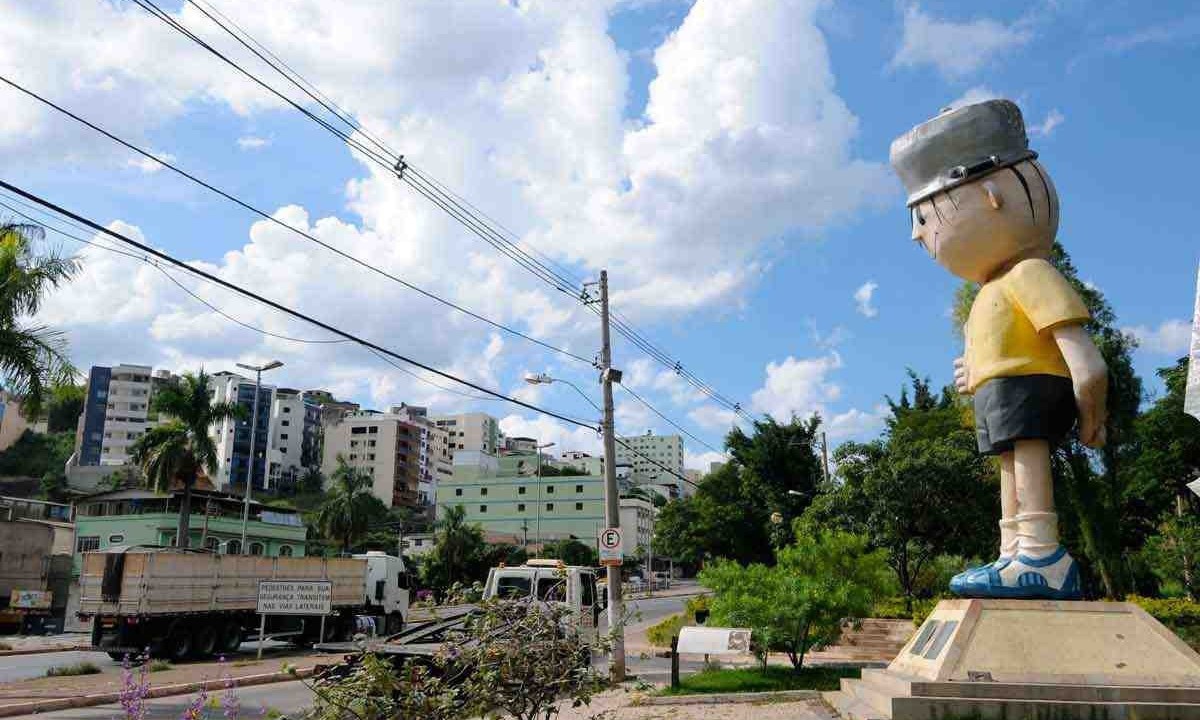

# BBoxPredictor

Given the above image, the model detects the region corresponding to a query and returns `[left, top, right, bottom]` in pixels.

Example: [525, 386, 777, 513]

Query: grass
[0, 641, 10, 651]
[46, 661, 102, 677]
[658, 665, 860, 695]
[148, 660, 173, 672]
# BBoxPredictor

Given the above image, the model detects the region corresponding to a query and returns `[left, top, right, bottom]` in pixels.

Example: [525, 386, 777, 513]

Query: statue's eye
[912, 207, 926, 226]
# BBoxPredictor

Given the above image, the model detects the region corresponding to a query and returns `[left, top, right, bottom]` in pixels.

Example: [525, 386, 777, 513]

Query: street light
[534, 441, 555, 548]
[524, 374, 602, 413]
[235, 359, 283, 553]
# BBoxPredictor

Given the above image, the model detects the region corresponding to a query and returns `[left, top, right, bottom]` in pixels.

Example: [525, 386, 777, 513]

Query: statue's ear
[982, 180, 1003, 210]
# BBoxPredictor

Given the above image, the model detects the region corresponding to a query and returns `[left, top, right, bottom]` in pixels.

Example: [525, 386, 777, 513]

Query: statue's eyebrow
[930, 195, 945, 223]
[1009, 166, 1035, 222]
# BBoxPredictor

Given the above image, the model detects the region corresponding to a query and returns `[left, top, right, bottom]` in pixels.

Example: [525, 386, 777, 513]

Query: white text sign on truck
[256, 580, 332, 616]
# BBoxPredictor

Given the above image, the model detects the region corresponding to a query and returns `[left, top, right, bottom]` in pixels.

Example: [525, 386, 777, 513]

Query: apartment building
[553, 451, 604, 477]
[321, 411, 424, 508]
[267, 388, 325, 489]
[615, 431, 685, 497]
[432, 412, 500, 457]
[209, 371, 274, 493]
[619, 496, 655, 558]
[390, 405, 452, 507]
[436, 452, 605, 544]
[76, 364, 175, 466]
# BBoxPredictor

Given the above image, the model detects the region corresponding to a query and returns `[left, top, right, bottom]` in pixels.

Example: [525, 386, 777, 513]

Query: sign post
[598, 527, 623, 567]
[1186, 263, 1200, 422]
[256, 580, 333, 660]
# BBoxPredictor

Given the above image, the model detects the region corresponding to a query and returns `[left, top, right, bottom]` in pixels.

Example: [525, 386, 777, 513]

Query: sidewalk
[555, 687, 837, 720]
[0, 634, 89, 656]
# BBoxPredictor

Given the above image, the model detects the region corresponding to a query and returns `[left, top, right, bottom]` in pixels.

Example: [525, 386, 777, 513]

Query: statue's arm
[1052, 324, 1108, 448]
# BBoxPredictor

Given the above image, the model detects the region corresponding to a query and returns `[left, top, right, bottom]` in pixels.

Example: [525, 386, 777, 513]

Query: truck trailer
[79, 548, 411, 660]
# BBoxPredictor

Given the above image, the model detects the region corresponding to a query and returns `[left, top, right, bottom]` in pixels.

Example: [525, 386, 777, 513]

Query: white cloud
[684, 449, 726, 472]
[1029, 109, 1065, 137]
[944, 85, 999, 111]
[688, 404, 738, 432]
[237, 135, 270, 150]
[891, 5, 1031, 79]
[1125, 319, 1192, 356]
[826, 405, 888, 440]
[750, 353, 842, 422]
[125, 151, 176, 174]
[854, 281, 878, 318]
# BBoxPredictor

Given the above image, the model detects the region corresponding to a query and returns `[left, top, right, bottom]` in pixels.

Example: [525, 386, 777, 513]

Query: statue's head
[890, 99, 1058, 283]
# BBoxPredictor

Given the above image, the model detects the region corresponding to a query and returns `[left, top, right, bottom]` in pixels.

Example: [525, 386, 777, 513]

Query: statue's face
[909, 159, 1059, 283]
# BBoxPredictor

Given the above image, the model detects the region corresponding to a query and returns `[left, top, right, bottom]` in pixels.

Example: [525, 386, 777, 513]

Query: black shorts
[973, 374, 1076, 455]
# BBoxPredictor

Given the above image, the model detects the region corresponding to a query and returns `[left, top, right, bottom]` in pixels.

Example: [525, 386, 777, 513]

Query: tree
[317, 455, 387, 554]
[802, 373, 996, 608]
[298, 466, 324, 495]
[700, 530, 889, 671]
[130, 370, 245, 549]
[1144, 513, 1200, 599]
[0, 430, 74, 478]
[540, 538, 597, 567]
[0, 222, 78, 418]
[421, 504, 489, 597]
[727, 415, 825, 523]
[654, 462, 773, 568]
[39, 470, 67, 502]
[44, 383, 85, 433]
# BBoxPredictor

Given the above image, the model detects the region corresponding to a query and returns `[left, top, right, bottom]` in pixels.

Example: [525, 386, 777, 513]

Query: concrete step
[841, 677, 895, 718]
[893, 696, 1200, 720]
[859, 668, 915, 698]
[911, 682, 1200, 705]
[825, 690, 890, 720]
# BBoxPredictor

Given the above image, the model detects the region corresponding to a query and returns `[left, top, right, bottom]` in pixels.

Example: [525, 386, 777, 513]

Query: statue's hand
[953, 356, 970, 395]
[1076, 379, 1108, 448]
[1052, 324, 1109, 449]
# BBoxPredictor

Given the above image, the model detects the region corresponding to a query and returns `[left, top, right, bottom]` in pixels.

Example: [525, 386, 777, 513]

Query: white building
[619, 497, 655, 558]
[432, 412, 501, 457]
[553, 451, 604, 477]
[209, 371, 275, 493]
[390, 405, 452, 507]
[268, 389, 306, 488]
[321, 411, 430, 508]
[615, 431, 685, 497]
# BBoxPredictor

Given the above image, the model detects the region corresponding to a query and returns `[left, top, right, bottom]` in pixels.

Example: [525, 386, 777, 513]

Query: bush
[647, 613, 689, 647]
[1128, 595, 1200, 626]
[148, 660, 173, 672]
[47, 661, 101, 677]
[660, 665, 860, 695]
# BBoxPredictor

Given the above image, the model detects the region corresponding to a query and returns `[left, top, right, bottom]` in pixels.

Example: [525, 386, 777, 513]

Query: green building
[436, 452, 605, 544]
[72, 489, 307, 575]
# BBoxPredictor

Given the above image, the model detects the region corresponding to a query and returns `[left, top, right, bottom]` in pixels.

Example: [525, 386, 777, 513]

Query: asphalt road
[6, 679, 317, 719]
[0, 640, 298, 684]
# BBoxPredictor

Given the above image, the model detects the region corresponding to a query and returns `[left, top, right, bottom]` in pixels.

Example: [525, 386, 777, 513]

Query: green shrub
[47, 661, 101, 677]
[871, 597, 912, 619]
[1128, 595, 1200, 626]
[148, 660, 173, 672]
[659, 665, 860, 695]
[647, 613, 690, 647]
[685, 594, 710, 617]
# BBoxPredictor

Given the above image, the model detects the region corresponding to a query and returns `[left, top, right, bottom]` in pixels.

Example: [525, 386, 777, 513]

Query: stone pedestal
[826, 599, 1200, 719]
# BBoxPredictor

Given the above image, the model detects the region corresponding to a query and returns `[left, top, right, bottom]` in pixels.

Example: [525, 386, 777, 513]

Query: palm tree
[131, 370, 245, 548]
[0, 222, 79, 416]
[317, 455, 379, 553]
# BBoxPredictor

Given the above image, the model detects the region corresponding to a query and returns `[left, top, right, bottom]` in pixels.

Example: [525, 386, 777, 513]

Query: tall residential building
[619, 497, 655, 558]
[432, 412, 500, 457]
[320, 411, 424, 508]
[436, 452, 604, 544]
[76, 364, 170, 466]
[391, 404, 453, 507]
[267, 388, 325, 490]
[614, 431, 685, 497]
[209, 371, 274, 493]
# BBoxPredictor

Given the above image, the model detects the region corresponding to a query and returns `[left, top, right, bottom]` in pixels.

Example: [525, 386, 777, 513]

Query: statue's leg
[999, 452, 1018, 559]
[1013, 439, 1058, 556]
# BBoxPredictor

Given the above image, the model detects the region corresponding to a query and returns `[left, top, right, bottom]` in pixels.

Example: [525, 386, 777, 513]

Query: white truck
[79, 548, 411, 661]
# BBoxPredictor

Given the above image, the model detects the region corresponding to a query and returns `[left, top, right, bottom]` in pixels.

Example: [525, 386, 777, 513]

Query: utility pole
[597, 270, 626, 681]
[236, 360, 282, 554]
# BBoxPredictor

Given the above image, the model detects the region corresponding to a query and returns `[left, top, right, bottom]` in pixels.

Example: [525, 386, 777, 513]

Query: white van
[483, 559, 601, 643]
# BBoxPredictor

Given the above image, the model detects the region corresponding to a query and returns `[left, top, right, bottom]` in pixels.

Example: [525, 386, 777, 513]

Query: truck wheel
[164, 621, 193, 662]
[107, 651, 128, 662]
[218, 620, 243, 654]
[192, 623, 218, 658]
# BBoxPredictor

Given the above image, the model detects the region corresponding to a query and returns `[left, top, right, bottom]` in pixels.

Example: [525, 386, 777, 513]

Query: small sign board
[598, 527, 623, 567]
[1186, 263, 1200, 421]
[256, 580, 332, 616]
[10, 590, 51, 610]
[677, 626, 752, 655]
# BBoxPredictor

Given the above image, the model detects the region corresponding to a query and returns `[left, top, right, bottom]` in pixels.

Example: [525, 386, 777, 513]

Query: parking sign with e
[598, 527, 623, 566]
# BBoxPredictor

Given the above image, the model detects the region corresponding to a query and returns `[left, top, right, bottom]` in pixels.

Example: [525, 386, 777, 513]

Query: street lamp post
[235, 360, 283, 554]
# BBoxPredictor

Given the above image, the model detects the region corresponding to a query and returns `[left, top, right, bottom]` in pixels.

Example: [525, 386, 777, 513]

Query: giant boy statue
[890, 100, 1108, 600]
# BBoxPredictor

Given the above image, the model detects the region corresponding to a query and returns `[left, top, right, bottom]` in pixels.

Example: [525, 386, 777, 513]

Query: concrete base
[827, 600, 1200, 720]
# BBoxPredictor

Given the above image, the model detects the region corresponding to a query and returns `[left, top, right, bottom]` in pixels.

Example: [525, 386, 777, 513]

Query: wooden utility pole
[597, 270, 626, 681]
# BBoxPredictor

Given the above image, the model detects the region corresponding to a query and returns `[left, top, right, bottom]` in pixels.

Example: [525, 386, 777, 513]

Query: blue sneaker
[949, 546, 1081, 600]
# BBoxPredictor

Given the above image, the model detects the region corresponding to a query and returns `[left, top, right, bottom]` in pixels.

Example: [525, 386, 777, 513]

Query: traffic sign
[598, 527, 623, 567]
[256, 580, 332, 615]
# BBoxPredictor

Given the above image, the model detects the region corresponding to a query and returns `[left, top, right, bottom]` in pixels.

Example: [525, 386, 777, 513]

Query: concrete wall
[0, 521, 52, 604]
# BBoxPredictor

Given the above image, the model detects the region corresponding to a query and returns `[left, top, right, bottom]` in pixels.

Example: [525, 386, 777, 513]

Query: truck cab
[354, 551, 412, 634]
[483, 559, 600, 643]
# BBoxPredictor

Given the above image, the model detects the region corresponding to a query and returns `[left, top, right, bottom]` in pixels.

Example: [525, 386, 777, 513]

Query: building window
[352, 427, 366, 435]
[283, 407, 291, 413]
[518, 503, 526, 512]
[479, 505, 487, 513]
[249, 542, 265, 556]
[368, 426, 378, 434]
[575, 484, 583, 493]
[455, 488, 463, 496]
[225, 539, 241, 555]
[480, 487, 488, 496]
[108, 534, 125, 544]
[279, 545, 293, 557]
[349, 454, 357, 460]
[367, 454, 376, 461]
[76, 536, 100, 553]
[546, 486, 554, 494]
[575, 503, 583, 511]
[546, 503, 554, 511]
[351, 440, 359, 447]
[368, 440, 376, 447]
[518, 486, 526, 495]
[280, 433, 288, 440]
[281, 420, 290, 427]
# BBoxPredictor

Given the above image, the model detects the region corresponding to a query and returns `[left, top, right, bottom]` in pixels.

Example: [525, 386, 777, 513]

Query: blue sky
[2, 0, 1197, 466]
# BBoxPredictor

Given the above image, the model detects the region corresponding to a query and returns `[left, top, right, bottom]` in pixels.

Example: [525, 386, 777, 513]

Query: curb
[637, 689, 823, 705]
[0, 667, 315, 718]
[0, 646, 90, 657]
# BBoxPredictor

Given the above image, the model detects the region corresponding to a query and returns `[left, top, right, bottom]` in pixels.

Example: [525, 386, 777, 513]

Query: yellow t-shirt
[965, 258, 1090, 392]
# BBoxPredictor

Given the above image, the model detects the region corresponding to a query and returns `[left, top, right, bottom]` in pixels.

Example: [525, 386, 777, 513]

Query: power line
[0, 179, 598, 430]
[0, 74, 594, 367]
[613, 436, 698, 490]
[133, 0, 755, 426]
[617, 383, 727, 458]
